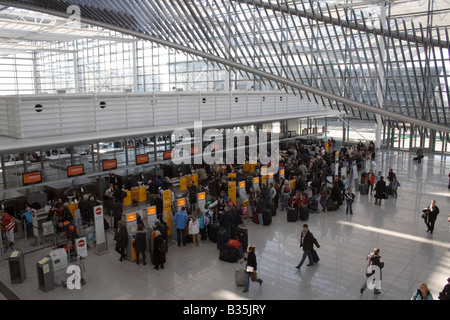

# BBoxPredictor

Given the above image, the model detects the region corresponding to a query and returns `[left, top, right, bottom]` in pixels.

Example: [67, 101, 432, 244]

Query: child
[345, 188, 355, 215]
[188, 214, 201, 247]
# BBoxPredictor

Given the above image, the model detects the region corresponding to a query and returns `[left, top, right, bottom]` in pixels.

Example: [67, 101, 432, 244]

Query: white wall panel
[246, 93, 262, 117]
[177, 93, 200, 124]
[153, 94, 178, 126]
[0, 91, 325, 139]
[0, 98, 9, 137]
[198, 93, 217, 122]
[125, 95, 154, 128]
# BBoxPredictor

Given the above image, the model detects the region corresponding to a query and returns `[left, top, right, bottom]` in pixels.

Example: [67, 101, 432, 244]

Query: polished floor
[1, 149, 449, 301]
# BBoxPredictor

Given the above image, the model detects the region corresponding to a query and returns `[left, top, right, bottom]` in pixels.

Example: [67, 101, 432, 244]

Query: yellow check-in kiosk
[123, 190, 132, 207]
[126, 212, 138, 262]
[131, 186, 147, 203]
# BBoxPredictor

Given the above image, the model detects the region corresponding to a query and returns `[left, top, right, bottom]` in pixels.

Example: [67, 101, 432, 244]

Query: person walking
[414, 147, 424, 164]
[390, 176, 400, 198]
[360, 248, 384, 294]
[411, 283, 433, 300]
[422, 200, 440, 234]
[173, 206, 189, 247]
[134, 223, 147, 265]
[345, 188, 355, 215]
[242, 246, 263, 293]
[438, 277, 450, 300]
[374, 176, 386, 205]
[114, 223, 128, 262]
[296, 224, 320, 269]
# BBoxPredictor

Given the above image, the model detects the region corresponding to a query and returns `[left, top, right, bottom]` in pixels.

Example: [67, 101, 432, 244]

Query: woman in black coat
[114, 223, 128, 261]
[134, 223, 147, 265]
[374, 176, 386, 205]
[242, 246, 263, 293]
[153, 230, 166, 270]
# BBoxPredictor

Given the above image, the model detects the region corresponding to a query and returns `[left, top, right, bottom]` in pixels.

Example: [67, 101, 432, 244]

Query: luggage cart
[51, 241, 86, 288]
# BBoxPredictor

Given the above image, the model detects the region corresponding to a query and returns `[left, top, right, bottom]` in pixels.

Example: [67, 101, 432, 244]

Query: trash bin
[8, 250, 26, 284]
[36, 256, 54, 292]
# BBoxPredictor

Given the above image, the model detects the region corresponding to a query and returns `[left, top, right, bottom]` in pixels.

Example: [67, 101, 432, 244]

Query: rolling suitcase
[208, 223, 219, 243]
[287, 208, 298, 222]
[386, 186, 393, 196]
[326, 198, 337, 211]
[217, 228, 229, 250]
[299, 206, 309, 221]
[252, 209, 259, 224]
[269, 203, 277, 216]
[262, 209, 272, 226]
[360, 183, 368, 195]
[235, 264, 247, 286]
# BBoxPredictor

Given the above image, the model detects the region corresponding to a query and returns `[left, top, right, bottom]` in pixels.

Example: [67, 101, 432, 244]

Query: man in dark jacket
[296, 224, 320, 269]
[423, 200, 440, 234]
[374, 176, 386, 205]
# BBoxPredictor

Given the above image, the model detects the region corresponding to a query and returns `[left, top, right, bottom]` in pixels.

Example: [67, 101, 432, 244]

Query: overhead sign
[67, 164, 84, 178]
[163, 150, 173, 160]
[22, 171, 42, 186]
[102, 159, 117, 171]
[136, 154, 149, 165]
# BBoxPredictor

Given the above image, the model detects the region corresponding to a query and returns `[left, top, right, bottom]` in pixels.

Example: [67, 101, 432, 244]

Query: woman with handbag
[153, 230, 167, 270]
[242, 246, 263, 293]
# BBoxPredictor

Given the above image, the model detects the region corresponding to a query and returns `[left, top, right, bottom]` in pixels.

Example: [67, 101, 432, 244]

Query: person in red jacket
[1, 210, 16, 245]
[365, 169, 376, 194]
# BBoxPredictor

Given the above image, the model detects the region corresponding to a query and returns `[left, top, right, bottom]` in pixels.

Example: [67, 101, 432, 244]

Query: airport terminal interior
[0, 1, 449, 301]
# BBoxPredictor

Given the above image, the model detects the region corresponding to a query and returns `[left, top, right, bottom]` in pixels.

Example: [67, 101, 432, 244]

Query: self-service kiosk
[125, 212, 138, 262]
[145, 206, 158, 258]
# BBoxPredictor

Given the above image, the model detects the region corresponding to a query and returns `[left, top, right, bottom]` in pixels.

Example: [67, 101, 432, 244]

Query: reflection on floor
[1, 149, 449, 300]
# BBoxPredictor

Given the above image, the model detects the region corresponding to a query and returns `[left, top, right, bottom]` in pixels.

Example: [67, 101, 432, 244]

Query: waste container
[36, 256, 54, 292]
[8, 250, 26, 284]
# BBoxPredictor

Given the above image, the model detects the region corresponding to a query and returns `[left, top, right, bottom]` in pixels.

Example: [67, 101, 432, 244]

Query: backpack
[203, 214, 210, 227]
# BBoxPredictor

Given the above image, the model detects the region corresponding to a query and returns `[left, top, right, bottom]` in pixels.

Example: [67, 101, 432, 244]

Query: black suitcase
[287, 208, 298, 222]
[235, 227, 248, 251]
[386, 186, 393, 196]
[269, 203, 277, 216]
[299, 206, 309, 221]
[262, 209, 272, 226]
[208, 223, 219, 243]
[219, 247, 239, 263]
[217, 228, 229, 250]
[360, 183, 369, 195]
[326, 198, 337, 211]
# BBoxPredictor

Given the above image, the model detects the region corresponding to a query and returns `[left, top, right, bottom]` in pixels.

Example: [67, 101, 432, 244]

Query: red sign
[78, 239, 86, 247]
[22, 171, 42, 185]
[163, 150, 173, 160]
[136, 153, 149, 165]
[102, 159, 117, 171]
[67, 164, 84, 177]
[95, 207, 102, 215]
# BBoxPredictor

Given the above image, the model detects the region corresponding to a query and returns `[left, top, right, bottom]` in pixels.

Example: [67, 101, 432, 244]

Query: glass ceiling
[0, 0, 448, 137]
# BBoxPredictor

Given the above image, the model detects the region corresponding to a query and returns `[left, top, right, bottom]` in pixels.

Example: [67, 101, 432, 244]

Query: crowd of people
[1, 136, 449, 299]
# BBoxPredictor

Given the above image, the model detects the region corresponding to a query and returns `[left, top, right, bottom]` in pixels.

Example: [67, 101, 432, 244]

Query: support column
[374, 5, 388, 151]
